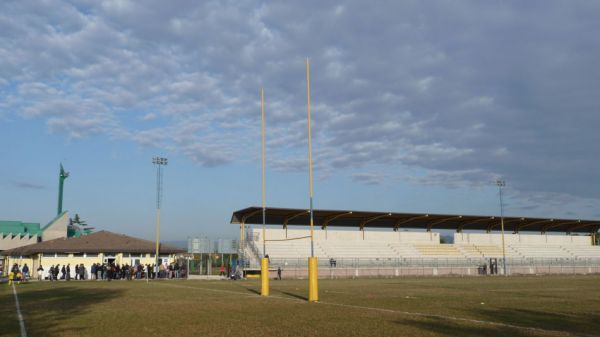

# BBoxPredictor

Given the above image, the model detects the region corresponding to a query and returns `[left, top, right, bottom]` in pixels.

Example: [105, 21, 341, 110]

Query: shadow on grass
[473, 307, 600, 336]
[234, 284, 308, 301]
[279, 291, 308, 301]
[0, 286, 20, 337]
[398, 316, 540, 337]
[3, 283, 125, 337]
[244, 287, 261, 295]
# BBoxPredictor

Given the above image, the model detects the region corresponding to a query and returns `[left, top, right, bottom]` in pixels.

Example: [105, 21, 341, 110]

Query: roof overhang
[231, 207, 600, 234]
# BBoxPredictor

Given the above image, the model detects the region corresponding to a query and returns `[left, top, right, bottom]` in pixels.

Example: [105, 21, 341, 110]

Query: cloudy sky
[1, 1, 599, 240]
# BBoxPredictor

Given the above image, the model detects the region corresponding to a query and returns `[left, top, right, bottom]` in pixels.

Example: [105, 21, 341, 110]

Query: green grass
[2, 275, 599, 337]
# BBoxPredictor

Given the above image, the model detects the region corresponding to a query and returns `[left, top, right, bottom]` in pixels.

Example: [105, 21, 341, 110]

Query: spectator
[277, 266, 282, 280]
[79, 264, 85, 280]
[37, 265, 44, 281]
[22, 264, 30, 281]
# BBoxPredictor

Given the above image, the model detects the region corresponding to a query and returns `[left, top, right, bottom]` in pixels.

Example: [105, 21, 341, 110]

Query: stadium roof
[2, 230, 185, 256]
[231, 207, 600, 234]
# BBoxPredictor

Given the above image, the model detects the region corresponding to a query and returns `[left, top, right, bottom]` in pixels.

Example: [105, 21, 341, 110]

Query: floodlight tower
[57, 164, 69, 215]
[496, 179, 508, 276]
[153, 156, 168, 275]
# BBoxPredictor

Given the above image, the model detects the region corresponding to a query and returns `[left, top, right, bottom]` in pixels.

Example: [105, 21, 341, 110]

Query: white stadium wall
[454, 232, 592, 246]
[248, 227, 440, 243]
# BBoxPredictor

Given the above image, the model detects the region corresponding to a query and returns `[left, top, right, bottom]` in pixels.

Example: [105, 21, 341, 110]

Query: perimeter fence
[243, 256, 600, 279]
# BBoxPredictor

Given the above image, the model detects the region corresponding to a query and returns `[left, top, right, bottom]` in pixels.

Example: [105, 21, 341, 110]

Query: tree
[68, 213, 94, 237]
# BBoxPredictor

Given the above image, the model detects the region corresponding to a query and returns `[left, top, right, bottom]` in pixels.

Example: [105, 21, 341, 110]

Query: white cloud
[1, 0, 599, 211]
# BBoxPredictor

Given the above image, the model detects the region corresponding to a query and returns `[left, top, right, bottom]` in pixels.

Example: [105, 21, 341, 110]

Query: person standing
[22, 264, 30, 281]
[37, 265, 44, 281]
[277, 266, 282, 280]
[66, 264, 71, 281]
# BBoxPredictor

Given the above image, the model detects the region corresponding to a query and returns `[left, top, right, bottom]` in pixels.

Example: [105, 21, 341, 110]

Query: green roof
[0, 220, 42, 236]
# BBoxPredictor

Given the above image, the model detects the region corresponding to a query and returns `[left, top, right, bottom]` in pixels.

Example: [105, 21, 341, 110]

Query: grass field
[1, 275, 599, 337]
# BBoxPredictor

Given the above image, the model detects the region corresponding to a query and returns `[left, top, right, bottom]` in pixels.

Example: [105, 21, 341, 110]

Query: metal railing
[241, 256, 600, 278]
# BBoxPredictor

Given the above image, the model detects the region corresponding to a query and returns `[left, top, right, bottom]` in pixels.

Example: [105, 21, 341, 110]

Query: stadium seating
[413, 244, 465, 257]
[239, 227, 600, 267]
[387, 243, 421, 258]
[561, 245, 600, 259]
[508, 244, 573, 259]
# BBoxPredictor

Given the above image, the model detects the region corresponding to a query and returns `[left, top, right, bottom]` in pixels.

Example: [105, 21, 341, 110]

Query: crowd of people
[6, 261, 187, 282]
[7, 263, 29, 285]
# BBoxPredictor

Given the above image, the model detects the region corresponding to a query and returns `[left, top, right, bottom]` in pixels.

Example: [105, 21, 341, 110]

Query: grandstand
[231, 207, 600, 276]
[241, 227, 598, 262]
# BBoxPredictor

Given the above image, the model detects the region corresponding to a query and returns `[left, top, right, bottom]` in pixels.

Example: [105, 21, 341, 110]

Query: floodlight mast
[497, 179, 508, 276]
[153, 156, 168, 277]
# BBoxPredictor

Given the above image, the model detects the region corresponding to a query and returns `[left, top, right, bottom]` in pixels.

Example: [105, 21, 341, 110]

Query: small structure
[2, 230, 184, 279]
[0, 212, 70, 251]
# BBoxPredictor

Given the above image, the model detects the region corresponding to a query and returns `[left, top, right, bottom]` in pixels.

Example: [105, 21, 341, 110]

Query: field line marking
[156, 282, 594, 337]
[11, 284, 27, 337]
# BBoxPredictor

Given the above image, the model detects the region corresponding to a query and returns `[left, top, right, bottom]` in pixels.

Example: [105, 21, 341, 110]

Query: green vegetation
[2, 275, 599, 337]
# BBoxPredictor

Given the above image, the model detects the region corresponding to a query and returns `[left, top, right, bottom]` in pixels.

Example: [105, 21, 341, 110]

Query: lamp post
[496, 179, 507, 276]
[153, 157, 168, 277]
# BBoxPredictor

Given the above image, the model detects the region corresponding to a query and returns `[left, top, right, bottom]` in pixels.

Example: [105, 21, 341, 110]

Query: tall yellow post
[306, 58, 318, 302]
[308, 257, 319, 301]
[240, 221, 244, 276]
[261, 257, 269, 296]
[260, 88, 269, 297]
